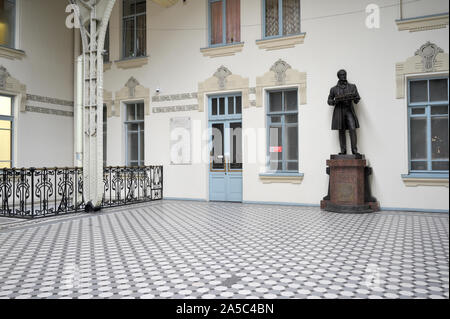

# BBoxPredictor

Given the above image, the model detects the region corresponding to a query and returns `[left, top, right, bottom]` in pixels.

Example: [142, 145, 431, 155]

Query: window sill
[256, 33, 306, 51]
[259, 172, 304, 184]
[401, 174, 449, 187]
[0, 46, 25, 60]
[200, 42, 244, 58]
[115, 56, 149, 70]
[395, 13, 449, 32]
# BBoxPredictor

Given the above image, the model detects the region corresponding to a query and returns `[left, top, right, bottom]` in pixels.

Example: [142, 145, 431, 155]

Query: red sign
[270, 146, 282, 153]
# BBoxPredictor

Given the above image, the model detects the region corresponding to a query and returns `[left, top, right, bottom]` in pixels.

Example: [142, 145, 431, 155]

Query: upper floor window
[0, 95, 13, 168]
[0, 0, 15, 48]
[264, 0, 300, 38]
[408, 77, 449, 174]
[103, 105, 107, 167]
[125, 102, 145, 166]
[123, 0, 146, 58]
[267, 89, 298, 172]
[209, 0, 240, 46]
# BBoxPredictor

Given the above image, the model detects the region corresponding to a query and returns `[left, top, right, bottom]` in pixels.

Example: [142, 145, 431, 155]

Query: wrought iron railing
[0, 166, 163, 219]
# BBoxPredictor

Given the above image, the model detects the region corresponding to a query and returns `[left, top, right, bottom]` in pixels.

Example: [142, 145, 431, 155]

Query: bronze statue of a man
[327, 70, 361, 155]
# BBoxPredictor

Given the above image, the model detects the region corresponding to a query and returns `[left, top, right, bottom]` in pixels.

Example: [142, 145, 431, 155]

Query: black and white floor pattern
[0, 200, 448, 299]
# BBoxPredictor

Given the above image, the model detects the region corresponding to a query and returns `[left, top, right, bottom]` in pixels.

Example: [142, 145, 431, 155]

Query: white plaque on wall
[170, 117, 191, 165]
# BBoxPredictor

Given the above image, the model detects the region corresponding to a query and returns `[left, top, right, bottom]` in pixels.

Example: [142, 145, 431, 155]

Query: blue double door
[209, 94, 243, 202]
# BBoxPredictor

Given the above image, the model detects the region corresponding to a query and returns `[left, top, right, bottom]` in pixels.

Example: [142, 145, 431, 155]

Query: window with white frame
[0, 95, 13, 168]
[125, 102, 145, 166]
[408, 77, 449, 174]
[0, 0, 15, 48]
[123, 0, 146, 58]
[267, 89, 298, 172]
[209, 0, 241, 46]
[264, 0, 301, 38]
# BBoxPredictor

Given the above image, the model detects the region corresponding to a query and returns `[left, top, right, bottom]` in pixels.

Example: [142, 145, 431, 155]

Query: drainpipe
[400, 0, 403, 20]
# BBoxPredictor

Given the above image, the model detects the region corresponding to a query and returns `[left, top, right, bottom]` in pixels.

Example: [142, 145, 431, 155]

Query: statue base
[321, 154, 379, 214]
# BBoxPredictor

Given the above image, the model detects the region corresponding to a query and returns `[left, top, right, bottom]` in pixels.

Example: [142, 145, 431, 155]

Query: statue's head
[337, 69, 347, 81]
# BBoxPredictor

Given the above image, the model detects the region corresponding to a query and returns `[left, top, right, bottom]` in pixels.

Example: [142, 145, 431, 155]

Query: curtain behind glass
[210, 1, 223, 45]
[265, 0, 279, 37]
[283, 0, 300, 35]
[226, 0, 240, 43]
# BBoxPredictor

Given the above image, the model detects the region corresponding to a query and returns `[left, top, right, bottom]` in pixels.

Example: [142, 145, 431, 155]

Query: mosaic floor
[0, 200, 448, 299]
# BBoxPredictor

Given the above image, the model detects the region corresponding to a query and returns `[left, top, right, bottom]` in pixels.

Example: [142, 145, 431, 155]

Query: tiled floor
[0, 200, 448, 299]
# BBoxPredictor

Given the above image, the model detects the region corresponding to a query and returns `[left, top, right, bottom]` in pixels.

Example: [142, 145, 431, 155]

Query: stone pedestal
[321, 154, 379, 213]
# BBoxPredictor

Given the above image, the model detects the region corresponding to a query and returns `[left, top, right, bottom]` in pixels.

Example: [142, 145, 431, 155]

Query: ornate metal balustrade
[102, 166, 163, 207]
[0, 166, 163, 219]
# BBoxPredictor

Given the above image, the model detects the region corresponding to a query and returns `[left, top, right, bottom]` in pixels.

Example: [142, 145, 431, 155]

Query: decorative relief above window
[396, 13, 449, 33]
[197, 66, 249, 112]
[396, 42, 449, 99]
[114, 76, 150, 117]
[0, 65, 26, 112]
[255, 59, 307, 107]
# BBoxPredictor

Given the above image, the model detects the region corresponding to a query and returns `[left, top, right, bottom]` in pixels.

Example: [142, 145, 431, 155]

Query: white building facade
[1, 0, 449, 212]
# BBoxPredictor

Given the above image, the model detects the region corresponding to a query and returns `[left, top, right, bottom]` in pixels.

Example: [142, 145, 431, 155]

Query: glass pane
[285, 90, 298, 111]
[128, 123, 138, 131]
[0, 128, 11, 162]
[136, 0, 146, 14]
[429, 79, 448, 102]
[136, 15, 146, 56]
[269, 92, 282, 112]
[123, 18, 135, 58]
[212, 98, 218, 116]
[123, 0, 135, 16]
[140, 130, 145, 164]
[226, 0, 240, 43]
[265, 0, 279, 37]
[228, 97, 235, 115]
[431, 116, 448, 160]
[287, 161, 298, 171]
[0, 120, 11, 130]
[230, 122, 242, 169]
[211, 124, 224, 170]
[127, 104, 136, 121]
[0, 0, 15, 47]
[432, 162, 449, 171]
[269, 126, 282, 164]
[210, 1, 223, 45]
[411, 161, 427, 171]
[411, 108, 425, 115]
[270, 116, 281, 123]
[410, 117, 427, 160]
[235, 96, 242, 114]
[127, 132, 138, 162]
[136, 103, 144, 120]
[431, 105, 448, 115]
[286, 125, 298, 161]
[410, 81, 428, 103]
[283, 0, 300, 36]
[219, 97, 225, 115]
[286, 114, 298, 124]
[0, 96, 12, 116]
[270, 161, 282, 171]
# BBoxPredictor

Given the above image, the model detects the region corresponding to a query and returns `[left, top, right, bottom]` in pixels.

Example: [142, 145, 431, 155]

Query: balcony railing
[0, 166, 163, 219]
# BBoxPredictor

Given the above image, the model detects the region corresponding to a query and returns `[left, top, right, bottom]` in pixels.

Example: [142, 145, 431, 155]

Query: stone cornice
[115, 56, 149, 70]
[396, 13, 449, 32]
[200, 43, 244, 58]
[256, 33, 306, 51]
[0, 46, 26, 60]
